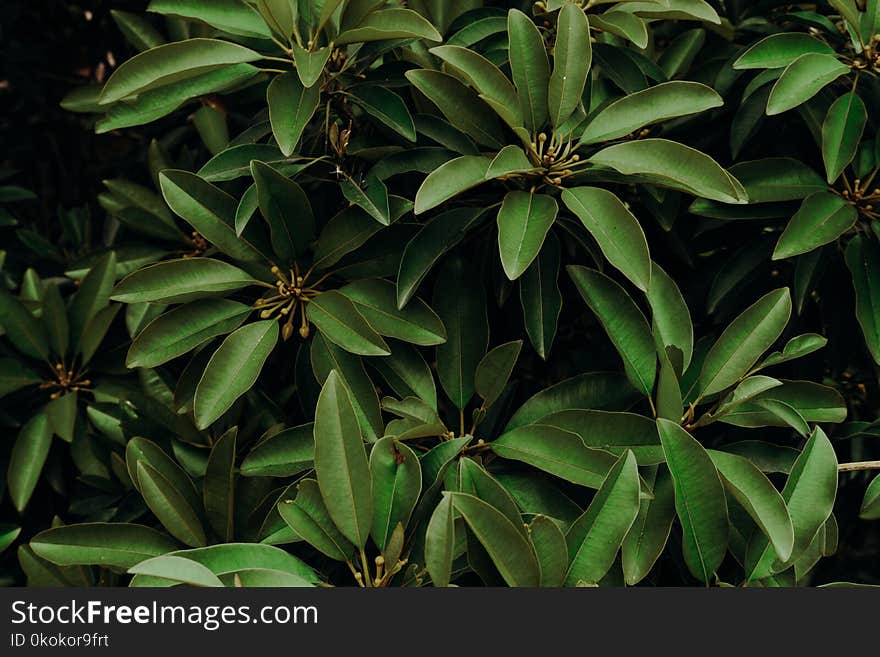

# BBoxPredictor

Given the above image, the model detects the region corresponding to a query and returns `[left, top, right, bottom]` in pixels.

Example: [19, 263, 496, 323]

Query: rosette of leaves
[698, 2, 880, 363]
[0, 254, 124, 512]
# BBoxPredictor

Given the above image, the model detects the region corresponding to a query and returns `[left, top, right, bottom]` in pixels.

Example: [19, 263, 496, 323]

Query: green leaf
[0, 290, 49, 360]
[30, 523, 178, 569]
[657, 419, 729, 583]
[536, 410, 664, 466]
[69, 251, 116, 352]
[112, 258, 258, 304]
[548, 5, 590, 128]
[565, 451, 640, 585]
[708, 450, 794, 561]
[766, 53, 850, 116]
[251, 160, 315, 263]
[194, 320, 279, 429]
[397, 208, 482, 308]
[370, 437, 422, 549]
[340, 173, 390, 225]
[96, 65, 260, 133]
[111, 9, 166, 51]
[567, 266, 656, 396]
[160, 170, 267, 263]
[492, 424, 617, 490]
[425, 495, 456, 587]
[433, 257, 488, 409]
[406, 70, 504, 149]
[450, 492, 540, 587]
[46, 392, 76, 442]
[267, 72, 320, 157]
[746, 427, 837, 579]
[127, 299, 250, 368]
[203, 427, 237, 542]
[733, 33, 835, 70]
[529, 515, 568, 587]
[414, 156, 490, 215]
[726, 158, 826, 203]
[240, 424, 314, 477]
[520, 230, 562, 360]
[99, 39, 261, 104]
[0, 358, 41, 397]
[292, 45, 331, 88]
[313, 371, 373, 548]
[563, 187, 651, 291]
[340, 278, 446, 346]
[128, 554, 224, 587]
[647, 262, 694, 372]
[335, 8, 443, 45]
[308, 290, 391, 356]
[497, 191, 559, 280]
[589, 139, 748, 204]
[581, 81, 722, 144]
[278, 479, 355, 560]
[622, 467, 676, 585]
[136, 460, 206, 548]
[758, 333, 828, 370]
[718, 380, 846, 428]
[859, 475, 880, 520]
[845, 235, 880, 365]
[821, 92, 867, 183]
[698, 288, 791, 398]
[41, 283, 68, 357]
[773, 192, 858, 260]
[8, 413, 52, 512]
[508, 9, 550, 133]
[506, 371, 639, 431]
[349, 86, 416, 142]
[147, 0, 273, 39]
[429, 45, 521, 129]
[475, 340, 522, 409]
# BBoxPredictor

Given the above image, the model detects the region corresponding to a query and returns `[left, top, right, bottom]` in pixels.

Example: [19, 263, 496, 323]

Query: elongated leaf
[194, 320, 279, 429]
[508, 9, 550, 133]
[278, 479, 355, 560]
[822, 92, 867, 183]
[137, 461, 207, 547]
[497, 191, 558, 281]
[0, 290, 49, 360]
[433, 257, 488, 410]
[549, 5, 590, 128]
[734, 33, 836, 70]
[845, 235, 880, 365]
[99, 39, 261, 104]
[563, 187, 651, 291]
[657, 419, 728, 583]
[529, 515, 568, 587]
[766, 53, 849, 116]
[313, 371, 373, 547]
[537, 409, 663, 465]
[520, 230, 562, 360]
[251, 160, 315, 263]
[568, 266, 656, 396]
[160, 170, 266, 262]
[370, 437, 421, 549]
[8, 413, 52, 512]
[69, 251, 116, 352]
[425, 495, 455, 587]
[30, 523, 178, 569]
[622, 467, 675, 585]
[204, 427, 237, 542]
[267, 72, 320, 157]
[341, 279, 445, 346]
[147, 0, 272, 39]
[335, 8, 443, 45]
[589, 139, 748, 204]
[647, 263, 694, 372]
[241, 424, 314, 477]
[308, 290, 390, 356]
[112, 258, 258, 304]
[127, 299, 250, 368]
[475, 340, 522, 409]
[451, 492, 540, 587]
[292, 45, 330, 88]
[0, 358, 40, 397]
[581, 81, 722, 144]
[565, 451, 640, 585]
[492, 424, 617, 489]
[128, 554, 223, 587]
[773, 192, 858, 260]
[414, 156, 490, 215]
[350, 86, 416, 141]
[698, 288, 791, 398]
[709, 450, 794, 561]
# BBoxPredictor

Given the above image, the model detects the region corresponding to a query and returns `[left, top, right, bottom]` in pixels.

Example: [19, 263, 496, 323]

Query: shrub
[1, 0, 879, 587]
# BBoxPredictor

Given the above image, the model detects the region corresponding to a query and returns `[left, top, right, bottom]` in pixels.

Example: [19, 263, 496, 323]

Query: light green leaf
[425, 495, 455, 587]
[278, 479, 355, 560]
[240, 424, 314, 477]
[147, 0, 272, 39]
[31, 523, 178, 569]
[350, 86, 416, 141]
[536, 410, 663, 465]
[292, 44, 330, 88]
[8, 413, 53, 512]
[773, 192, 858, 260]
[0, 290, 49, 361]
[308, 290, 390, 356]
[137, 461, 207, 547]
[766, 53, 850, 116]
[549, 5, 591, 128]
[335, 8, 443, 45]
[267, 72, 320, 157]
[112, 258, 258, 304]
[497, 191, 559, 281]
[128, 555, 223, 587]
[821, 92, 867, 183]
[508, 9, 551, 133]
[370, 437, 421, 549]
[733, 33, 835, 70]
[475, 340, 522, 409]
[414, 155, 491, 215]
[622, 467, 675, 585]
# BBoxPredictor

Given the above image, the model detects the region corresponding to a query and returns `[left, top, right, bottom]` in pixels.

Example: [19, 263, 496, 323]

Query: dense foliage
[1, 0, 879, 587]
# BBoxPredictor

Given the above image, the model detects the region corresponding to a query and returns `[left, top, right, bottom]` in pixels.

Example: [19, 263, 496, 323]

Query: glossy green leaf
[370, 437, 421, 549]
[508, 9, 550, 133]
[112, 258, 258, 304]
[475, 340, 522, 409]
[194, 320, 279, 429]
[30, 523, 178, 569]
[204, 427, 237, 542]
[657, 419, 729, 583]
[425, 495, 455, 587]
[536, 410, 663, 465]
[845, 235, 880, 364]
[240, 424, 314, 477]
[350, 86, 416, 142]
[497, 191, 558, 281]
[252, 160, 315, 263]
[308, 291, 390, 356]
[622, 467, 676, 585]
[0, 290, 49, 361]
[335, 8, 443, 45]
[733, 33, 835, 70]
[822, 92, 867, 183]
[520, 230, 562, 360]
[549, 5, 590, 128]
[766, 53, 849, 116]
[313, 371, 373, 547]
[147, 0, 272, 39]
[414, 156, 490, 215]
[267, 72, 320, 157]
[278, 479, 355, 561]
[8, 413, 52, 512]
[773, 192, 858, 260]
